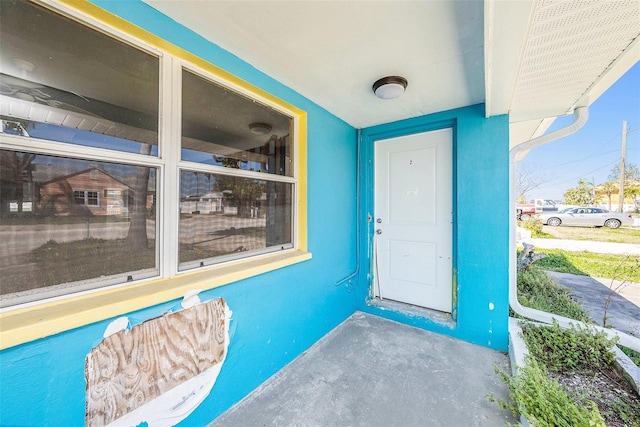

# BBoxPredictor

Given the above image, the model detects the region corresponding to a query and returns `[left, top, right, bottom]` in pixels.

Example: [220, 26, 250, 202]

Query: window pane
[179, 170, 292, 270]
[0, 0, 159, 155]
[0, 150, 158, 305]
[73, 190, 85, 205]
[87, 191, 99, 206]
[182, 70, 292, 176]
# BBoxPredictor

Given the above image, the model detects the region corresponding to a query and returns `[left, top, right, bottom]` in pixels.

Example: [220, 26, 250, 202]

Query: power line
[540, 159, 619, 187]
[534, 149, 621, 171]
[530, 132, 621, 171]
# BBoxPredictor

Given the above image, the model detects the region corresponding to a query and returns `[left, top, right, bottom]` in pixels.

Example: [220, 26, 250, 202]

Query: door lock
[376, 218, 382, 223]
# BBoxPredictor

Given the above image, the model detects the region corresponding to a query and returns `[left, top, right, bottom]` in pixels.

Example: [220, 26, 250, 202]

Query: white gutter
[509, 106, 640, 352]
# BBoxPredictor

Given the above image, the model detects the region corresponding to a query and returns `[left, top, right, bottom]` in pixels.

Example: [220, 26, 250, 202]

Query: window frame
[176, 63, 299, 271]
[176, 167, 296, 271]
[0, 0, 310, 350]
[72, 190, 100, 206]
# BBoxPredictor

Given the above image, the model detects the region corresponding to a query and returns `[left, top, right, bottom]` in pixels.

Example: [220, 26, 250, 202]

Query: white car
[539, 207, 633, 229]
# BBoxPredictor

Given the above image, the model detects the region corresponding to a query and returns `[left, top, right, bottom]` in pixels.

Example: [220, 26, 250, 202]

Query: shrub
[520, 216, 544, 237]
[491, 357, 604, 427]
[521, 320, 617, 374]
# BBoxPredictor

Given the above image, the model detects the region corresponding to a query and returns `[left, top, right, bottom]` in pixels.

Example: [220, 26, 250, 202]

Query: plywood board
[85, 298, 228, 426]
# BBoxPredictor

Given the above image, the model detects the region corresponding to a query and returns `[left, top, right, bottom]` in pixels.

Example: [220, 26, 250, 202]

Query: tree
[609, 163, 640, 183]
[596, 181, 618, 211]
[126, 144, 152, 251]
[213, 156, 264, 218]
[608, 163, 640, 212]
[0, 150, 36, 215]
[563, 178, 593, 206]
[1, 117, 38, 214]
[516, 164, 549, 202]
[628, 186, 640, 212]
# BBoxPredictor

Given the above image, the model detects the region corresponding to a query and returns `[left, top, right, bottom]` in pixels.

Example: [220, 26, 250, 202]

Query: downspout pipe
[335, 128, 362, 290]
[513, 106, 589, 159]
[509, 106, 640, 352]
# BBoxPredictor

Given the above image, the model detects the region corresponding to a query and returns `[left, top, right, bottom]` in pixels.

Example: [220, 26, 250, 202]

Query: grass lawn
[4, 238, 226, 294]
[533, 249, 640, 283]
[30, 238, 156, 287]
[516, 264, 591, 322]
[541, 225, 640, 244]
[1, 215, 131, 226]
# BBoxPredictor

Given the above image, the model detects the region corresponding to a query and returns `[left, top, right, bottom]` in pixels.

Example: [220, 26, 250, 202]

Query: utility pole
[592, 177, 596, 206]
[618, 120, 627, 212]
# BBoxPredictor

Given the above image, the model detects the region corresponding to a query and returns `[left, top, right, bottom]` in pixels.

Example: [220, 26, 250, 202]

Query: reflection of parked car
[516, 204, 536, 220]
[539, 207, 633, 229]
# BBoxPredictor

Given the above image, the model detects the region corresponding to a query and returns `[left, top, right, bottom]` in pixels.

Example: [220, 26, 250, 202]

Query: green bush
[521, 321, 617, 374]
[519, 216, 552, 238]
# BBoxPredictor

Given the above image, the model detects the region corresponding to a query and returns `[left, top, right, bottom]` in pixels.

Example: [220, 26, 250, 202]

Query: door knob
[376, 229, 382, 235]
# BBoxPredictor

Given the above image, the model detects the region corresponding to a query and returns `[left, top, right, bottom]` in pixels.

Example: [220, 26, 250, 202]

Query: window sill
[0, 250, 312, 350]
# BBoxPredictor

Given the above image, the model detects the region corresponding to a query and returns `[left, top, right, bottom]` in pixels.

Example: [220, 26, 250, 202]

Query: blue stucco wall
[358, 106, 511, 351]
[0, 1, 358, 426]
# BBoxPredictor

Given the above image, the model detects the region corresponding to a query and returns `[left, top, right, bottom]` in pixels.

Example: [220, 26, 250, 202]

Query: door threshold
[367, 298, 456, 327]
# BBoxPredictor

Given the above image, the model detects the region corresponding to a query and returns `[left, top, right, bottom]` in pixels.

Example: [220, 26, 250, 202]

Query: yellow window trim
[0, 251, 312, 350]
[0, 0, 310, 350]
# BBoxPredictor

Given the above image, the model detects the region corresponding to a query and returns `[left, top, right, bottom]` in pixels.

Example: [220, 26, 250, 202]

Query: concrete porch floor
[211, 312, 516, 426]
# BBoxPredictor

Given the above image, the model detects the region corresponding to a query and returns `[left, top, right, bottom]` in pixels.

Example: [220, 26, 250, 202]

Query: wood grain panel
[85, 298, 228, 426]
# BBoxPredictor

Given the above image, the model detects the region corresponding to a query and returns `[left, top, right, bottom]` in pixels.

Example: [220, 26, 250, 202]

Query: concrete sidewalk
[211, 312, 515, 427]
[523, 237, 640, 255]
[546, 271, 640, 336]
[594, 276, 640, 309]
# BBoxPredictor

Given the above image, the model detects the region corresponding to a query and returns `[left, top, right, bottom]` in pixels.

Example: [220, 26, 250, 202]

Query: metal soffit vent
[511, 0, 640, 117]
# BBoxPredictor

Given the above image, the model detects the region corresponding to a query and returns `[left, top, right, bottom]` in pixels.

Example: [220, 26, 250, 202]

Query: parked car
[517, 199, 568, 220]
[516, 203, 536, 220]
[535, 199, 560, 212]
[539, 207, 633, 229]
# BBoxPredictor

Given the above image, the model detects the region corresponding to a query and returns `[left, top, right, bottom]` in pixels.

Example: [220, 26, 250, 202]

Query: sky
[520, 61, 640, 202]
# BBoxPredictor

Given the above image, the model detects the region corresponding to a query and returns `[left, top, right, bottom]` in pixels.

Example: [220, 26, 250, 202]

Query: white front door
[374, 128, 452, 312]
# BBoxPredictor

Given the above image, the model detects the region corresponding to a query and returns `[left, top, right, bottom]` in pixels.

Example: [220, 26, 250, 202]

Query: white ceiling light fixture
[12, 58, 35, 73]
[249, 122, 272, 135]
[372, 76, 408, 99]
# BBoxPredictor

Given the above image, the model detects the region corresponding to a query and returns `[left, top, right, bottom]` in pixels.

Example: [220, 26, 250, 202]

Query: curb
[508, 318, 532, 427]
[612, 346, 640, 395]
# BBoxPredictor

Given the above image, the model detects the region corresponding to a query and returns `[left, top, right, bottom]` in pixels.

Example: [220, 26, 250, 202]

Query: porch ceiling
[144, 0, 639, 148]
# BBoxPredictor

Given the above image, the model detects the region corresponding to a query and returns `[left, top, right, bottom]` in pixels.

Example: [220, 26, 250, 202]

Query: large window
[179, 70, 295, 270]
[0, 150, 158, 302]
[0, 0, 302, 309]
[0, 0, 159, 154]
